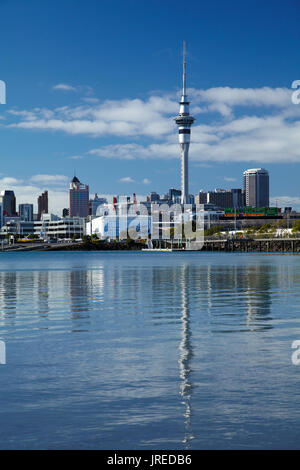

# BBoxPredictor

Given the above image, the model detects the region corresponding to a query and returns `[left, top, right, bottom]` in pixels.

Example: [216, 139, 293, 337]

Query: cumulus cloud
[52, 83, 77, 92]
[0, 177, 23, 185]
[224, 177, 237, 182]
[190, 86, 292, 110]
[270, 196, 300, 211]
[6, 85, 300, 164]
[81, 97, 99, 104]
[30, 174, 69, 184]
[89, 143, 154, 160]
[9, 95, 176, 137]
[119, 176, 135, 183]
[142, 178, 151, 185]
[89, 112, 300, 164]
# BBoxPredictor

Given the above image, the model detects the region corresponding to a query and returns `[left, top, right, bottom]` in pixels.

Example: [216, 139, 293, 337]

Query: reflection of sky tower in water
[178, 264, 194, 447]
[174, 42, 195, 204]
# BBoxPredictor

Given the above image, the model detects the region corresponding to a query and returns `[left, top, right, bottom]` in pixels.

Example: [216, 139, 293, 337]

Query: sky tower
[174, 42, 195, 204]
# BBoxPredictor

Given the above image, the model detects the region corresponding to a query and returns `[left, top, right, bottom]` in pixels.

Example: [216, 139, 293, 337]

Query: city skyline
[0, 166, 272, 219]
[0, 0, 300, 214]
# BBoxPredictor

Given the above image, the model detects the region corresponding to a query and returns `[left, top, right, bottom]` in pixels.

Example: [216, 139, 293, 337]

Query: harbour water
[0, 251, 300, 449]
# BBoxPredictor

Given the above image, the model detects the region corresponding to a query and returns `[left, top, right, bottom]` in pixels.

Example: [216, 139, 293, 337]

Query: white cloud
[30, 174, 69, 184]
[68, 155, 84, 160]
[0, 177, 23, 185]
[89, 111, 300, 164]
[190, 86, 292, 109]
[89, 143, 154, 160]
[9, 95, 176, 137]
[270, 196, 300, 211]
[224, 177, 237, 182]
[6, 85, 300, 164]
[7, 109, 38, 121]
[52, 83, 77, 92]
[142, 178, 151, 185]
[81, 97, 100, 104]
[119, 176, 135, 183]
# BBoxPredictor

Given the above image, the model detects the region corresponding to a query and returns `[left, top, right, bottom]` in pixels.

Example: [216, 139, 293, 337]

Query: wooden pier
[201, 238, 300, 253]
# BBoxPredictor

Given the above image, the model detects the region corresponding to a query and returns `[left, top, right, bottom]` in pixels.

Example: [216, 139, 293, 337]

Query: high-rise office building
[231, 188, 245, 208]
[207, 189, 234, 208]
[19, 204, 34, 221]
[196, 188, 245, 208]
[38, 191, 48, 220]
[0, 190, 16, 216]
[196, 191, 208, 205]
[243, 168, 269, 207]
[69, 176, 89, 218]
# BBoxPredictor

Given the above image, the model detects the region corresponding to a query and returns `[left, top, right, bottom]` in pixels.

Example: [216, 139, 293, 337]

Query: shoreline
[2, 237, 300, 254]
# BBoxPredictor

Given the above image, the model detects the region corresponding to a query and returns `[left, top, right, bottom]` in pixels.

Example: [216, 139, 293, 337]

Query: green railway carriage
[224, 207, 280, 218]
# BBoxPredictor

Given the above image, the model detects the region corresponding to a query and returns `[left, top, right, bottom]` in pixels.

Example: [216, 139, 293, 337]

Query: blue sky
[0, 0, 300, 214]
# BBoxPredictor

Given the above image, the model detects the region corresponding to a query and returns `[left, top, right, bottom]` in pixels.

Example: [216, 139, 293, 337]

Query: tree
[204, 225, 224, 237]
[82, 235, 92, 244]
[27, 234, 39, 239]
[292, 220, 300, 233]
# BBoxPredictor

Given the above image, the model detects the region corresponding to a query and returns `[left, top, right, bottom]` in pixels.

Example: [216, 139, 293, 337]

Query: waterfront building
[38, 191, 48, 220]
[86, 214, 150, 240]
[174, 42, 195, 204]
[1, 217, 35, 237]
[69, 176, 89, 218]
[243, 168, 269, 208]
[35, 213, 85, 239]
[1, 213, 85, 239]
[19, 203, 34, 221]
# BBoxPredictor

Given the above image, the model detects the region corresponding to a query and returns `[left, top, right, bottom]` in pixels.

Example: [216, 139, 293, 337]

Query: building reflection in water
[69, 270, 91, 332]
[178, 264, 194, 448]
[176, 261, 275, 446]
[37, 271, 49, 319]
[0, 272, 17, 324]
[244, 265, 272, 331]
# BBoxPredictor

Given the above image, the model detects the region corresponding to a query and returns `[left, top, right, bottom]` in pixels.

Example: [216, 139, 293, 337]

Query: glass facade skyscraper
[69, 176, 89, 218]
[243, 168, 269, 207]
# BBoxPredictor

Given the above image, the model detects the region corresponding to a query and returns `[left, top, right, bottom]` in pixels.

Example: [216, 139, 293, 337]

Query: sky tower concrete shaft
[174, 42, 195, 204]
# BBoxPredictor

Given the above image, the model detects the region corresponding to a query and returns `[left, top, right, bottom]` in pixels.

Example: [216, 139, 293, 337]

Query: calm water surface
[0, 251, 300, 449]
